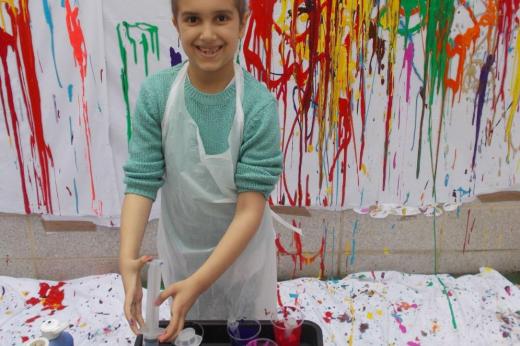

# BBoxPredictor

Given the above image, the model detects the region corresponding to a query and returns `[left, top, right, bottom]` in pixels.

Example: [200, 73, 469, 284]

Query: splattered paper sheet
[1, 269, 519, 345]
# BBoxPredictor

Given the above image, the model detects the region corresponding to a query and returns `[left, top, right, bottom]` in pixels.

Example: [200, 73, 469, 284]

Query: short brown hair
[171, 0, 249, 18]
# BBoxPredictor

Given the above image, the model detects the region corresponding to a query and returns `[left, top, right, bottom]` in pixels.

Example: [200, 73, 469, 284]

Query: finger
[134, 300, 145, 332]
[171, 316, 185, 341]
[124, 291, 139, 334]
[126, 305, 140, 335]
[155, 283, 178, 306]
[138, 255, 154, 266]
[158, 316, 180, 343]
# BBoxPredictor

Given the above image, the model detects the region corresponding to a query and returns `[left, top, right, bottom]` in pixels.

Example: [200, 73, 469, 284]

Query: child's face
[173, 0, 247, 80]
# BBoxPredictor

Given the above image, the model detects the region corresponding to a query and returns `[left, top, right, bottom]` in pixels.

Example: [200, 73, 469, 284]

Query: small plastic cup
[246, 338, 278, 346]
[173, 322, 204, 346]
[270, 306, 304, 346]
[227, 319, 262, 346]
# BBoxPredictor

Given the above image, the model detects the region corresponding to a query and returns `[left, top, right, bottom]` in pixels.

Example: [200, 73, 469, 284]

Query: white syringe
[143, 259, 164, 345]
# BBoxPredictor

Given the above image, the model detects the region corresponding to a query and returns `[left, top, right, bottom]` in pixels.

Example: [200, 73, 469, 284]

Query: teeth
[199, 46, 220, 55]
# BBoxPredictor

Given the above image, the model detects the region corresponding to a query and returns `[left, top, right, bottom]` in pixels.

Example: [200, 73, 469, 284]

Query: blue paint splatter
[403, 192, 410, 204]
[42, 0, 63, 87]
[67, 85, 73, 102]
[444, 174, 449, 187]
[73, 178, 79, 214]
[68, 116, 73, 144]
[455, 187, 472, 199]
[349, 219, 359, 266]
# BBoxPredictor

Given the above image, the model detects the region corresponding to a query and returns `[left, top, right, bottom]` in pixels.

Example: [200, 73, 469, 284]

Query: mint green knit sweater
[124, 64, 282, 200]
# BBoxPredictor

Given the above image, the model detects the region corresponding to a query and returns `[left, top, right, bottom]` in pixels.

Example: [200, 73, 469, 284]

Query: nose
[199, 22, 216, 41]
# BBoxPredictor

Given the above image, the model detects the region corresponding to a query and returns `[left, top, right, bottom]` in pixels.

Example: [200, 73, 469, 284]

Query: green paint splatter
[416, 0, 456, 178]
[437, 277, 458, 329]
[398, 0, 427, 45]
[117, 22, 160, 140]
[424, 0, 456, 104]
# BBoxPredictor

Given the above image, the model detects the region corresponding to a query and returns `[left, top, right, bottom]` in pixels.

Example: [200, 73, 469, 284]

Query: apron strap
[269, 208, 303, 235]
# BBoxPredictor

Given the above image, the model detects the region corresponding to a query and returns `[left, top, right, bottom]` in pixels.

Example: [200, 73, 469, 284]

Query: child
[119, 0, 283, 342]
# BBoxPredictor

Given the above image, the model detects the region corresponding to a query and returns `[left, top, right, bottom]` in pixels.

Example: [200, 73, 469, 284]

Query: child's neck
[187, 63, 235, 94]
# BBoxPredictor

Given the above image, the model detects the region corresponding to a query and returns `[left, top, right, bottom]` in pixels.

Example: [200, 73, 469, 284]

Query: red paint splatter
[21, 336, 30, 343]
[275, 222, 326, 278]
[244, 0, 357, 207]
[25, 281, 67, 313]
[26, 297, 40, 306]
[0, 1, 54, 213]
[323, 311, 333, 323]
[25, 315, 41, 324]
[65, 0, 101, 216]
[397, 302, 418, 312]
[463, 209, 476, 254]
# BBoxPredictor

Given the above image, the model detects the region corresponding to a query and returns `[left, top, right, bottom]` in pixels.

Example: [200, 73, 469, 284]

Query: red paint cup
[270, 306, 303, 346]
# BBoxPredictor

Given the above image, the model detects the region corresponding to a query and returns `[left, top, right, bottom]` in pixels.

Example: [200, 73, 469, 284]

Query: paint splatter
[0, 0, 55, 214]
[116, 21, 160, 140]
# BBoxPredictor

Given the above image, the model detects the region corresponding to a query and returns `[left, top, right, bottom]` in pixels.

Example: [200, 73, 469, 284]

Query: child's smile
[195, 45, 223, 58]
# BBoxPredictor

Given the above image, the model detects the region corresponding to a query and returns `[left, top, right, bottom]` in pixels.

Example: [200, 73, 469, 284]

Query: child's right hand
[120, 255, 154, 335]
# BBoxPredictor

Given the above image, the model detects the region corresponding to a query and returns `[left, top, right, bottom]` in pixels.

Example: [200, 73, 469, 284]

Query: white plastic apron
[157, 62, 277, 320]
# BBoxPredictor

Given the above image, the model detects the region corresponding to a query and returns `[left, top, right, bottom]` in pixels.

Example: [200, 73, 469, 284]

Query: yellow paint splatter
[376, 309, 383, 316]
[326, 185, 333, 197]
[307, 144, 314, 152]
[483, 267, 493, 273]
[0, 0, 16, 30]
[367, 312, 373, 320]
[361, 163, 368, 176]
[506, 28, 520, 162]
[384, 247, 391, 255]
[344, 241, 351, 256]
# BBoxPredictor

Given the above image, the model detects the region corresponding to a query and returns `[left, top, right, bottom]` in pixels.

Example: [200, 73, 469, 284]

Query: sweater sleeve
[123, 77, 166, 201]
[235, 98, 283, 199]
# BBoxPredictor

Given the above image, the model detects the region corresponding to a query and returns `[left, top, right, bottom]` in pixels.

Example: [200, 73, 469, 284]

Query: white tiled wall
[1, 200, 519, 281]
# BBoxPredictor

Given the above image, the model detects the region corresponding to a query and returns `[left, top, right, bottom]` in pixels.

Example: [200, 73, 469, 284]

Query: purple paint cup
[245, 338, 278, 346]
[227, 319, 261, 346]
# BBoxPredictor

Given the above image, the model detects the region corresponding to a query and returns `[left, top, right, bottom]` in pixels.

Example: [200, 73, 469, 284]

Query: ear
[239, 11, 250, 38]
[172, 16, 178, 31]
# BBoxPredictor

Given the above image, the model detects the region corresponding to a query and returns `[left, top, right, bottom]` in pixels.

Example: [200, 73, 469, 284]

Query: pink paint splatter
[402, 41, 415, 103]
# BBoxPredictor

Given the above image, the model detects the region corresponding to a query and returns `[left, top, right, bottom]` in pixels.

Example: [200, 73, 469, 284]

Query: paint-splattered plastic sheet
[1, 268, 519, 345]
[277, 268, 520, 345]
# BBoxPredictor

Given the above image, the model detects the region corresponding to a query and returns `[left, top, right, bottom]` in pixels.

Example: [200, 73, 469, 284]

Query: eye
[216, 14, 230, 22]
[185, 16, 199, 24]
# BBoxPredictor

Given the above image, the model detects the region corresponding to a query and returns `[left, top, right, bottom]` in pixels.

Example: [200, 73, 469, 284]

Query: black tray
[134, 320, 323, 345]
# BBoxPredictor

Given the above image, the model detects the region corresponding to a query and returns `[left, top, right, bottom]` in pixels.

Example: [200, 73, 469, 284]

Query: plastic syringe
[143, 259, 164, 344]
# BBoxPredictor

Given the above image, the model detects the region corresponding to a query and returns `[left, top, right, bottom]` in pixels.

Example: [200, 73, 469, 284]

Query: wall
[1, 197, 518, 281]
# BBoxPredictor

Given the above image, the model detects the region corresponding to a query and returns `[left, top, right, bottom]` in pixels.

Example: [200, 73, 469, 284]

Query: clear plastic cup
[173, 322, 204, 346]
[226, 319, 262, 346]
[270, 306, 303, 346]
[245, 338, 278, 346]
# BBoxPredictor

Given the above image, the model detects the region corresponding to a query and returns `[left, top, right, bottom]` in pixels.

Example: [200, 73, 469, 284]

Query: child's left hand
[155, 277, 203, 342]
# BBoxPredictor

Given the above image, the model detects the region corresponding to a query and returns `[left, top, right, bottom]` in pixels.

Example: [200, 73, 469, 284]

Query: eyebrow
[180, 10, 235, 17]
